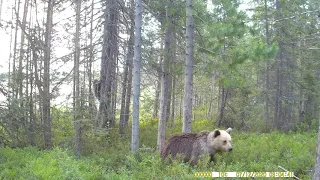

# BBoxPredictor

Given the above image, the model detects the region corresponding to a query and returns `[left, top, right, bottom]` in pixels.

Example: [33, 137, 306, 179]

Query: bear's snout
[229, 148, 233, 152]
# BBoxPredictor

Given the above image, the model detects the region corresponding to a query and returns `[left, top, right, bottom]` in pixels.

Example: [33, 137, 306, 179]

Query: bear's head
[208, 128, 232, 152]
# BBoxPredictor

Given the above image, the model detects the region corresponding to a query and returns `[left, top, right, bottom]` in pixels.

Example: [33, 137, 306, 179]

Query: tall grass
[0, 119, 317, 179]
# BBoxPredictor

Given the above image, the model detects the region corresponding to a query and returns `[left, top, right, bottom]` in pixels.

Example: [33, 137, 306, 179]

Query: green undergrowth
[0, 120, 317, 179]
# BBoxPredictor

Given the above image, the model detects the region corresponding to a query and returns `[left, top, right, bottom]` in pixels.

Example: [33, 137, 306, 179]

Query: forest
[0, 0, 319, 179]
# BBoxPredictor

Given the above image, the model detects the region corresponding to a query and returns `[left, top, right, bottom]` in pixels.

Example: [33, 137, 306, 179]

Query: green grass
[0, 147, 104, 179]
[0, 120, 317, 179]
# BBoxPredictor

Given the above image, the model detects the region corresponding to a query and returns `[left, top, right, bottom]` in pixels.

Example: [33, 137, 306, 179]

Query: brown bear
[161, 128, 232, 165]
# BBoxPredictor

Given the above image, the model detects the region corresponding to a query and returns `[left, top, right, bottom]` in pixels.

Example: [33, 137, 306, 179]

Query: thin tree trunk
[182, 0, 194, 133]
[25, 10, 33, 144]
[217, 86, 221, 118]
[158, 69, 169, 151]
[179, 90, 183, 120]
[208, 73, 215, 120]
[25, 28, 30, 144]
[171, 70, 175, 128]
[152, 43, 163, 119]
[111, 50, 118, 127]
[7, 1, 14, 103]
[273, 60, 280, 129]
[166, 66, 172, 122]
[171, 32, 177, 125]
[193, 94, 197, 121]
[131, 0, 142, 153]
[298, 87, 304, 123]
[17, 0, 29, 104]
[124, 53, 133, 126]
[30, 29, 39, 146]
[99, 0, 118, 130]
[314, 68, 320, 178]
[313, 126, 320, 179]
[7, 0, 16, 146]
[273, 0, 283, 130]
[217, 87, 227, 127]
[157, 0, 173, 151]
[120, 1, 134, 134]
[298, 39, 304, 124]
[43, 0, 54, 149]
[74, 0, 82, 159]
[124, 0, 134, 127]
[152, 71, 161, 119]
[264, 0, 270, 132]
[119, 50, 129, 134]
[88, 0, 96, 128]
[29, 38, 35, 146]
[110, 8, 120, 127]
[12, 0, 21, 98]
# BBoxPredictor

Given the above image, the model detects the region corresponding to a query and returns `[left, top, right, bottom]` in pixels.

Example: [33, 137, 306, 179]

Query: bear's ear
[226, 128, 232, 134]
[213, 130, 221, 138]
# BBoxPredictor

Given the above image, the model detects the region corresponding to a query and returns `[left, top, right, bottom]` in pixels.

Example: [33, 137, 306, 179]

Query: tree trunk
[264, 0, 270, 132]
[120, 1, 134, 134]
[208, 73, 215, 120]
[74, 0, 82, 159]
[111, 52, 118, 127]
[182, 0, 194, 133]
[88, 0, 96, 129]
[273, 0, 287, 130]
[124, 0, 134, 127]
[217, 87, 228, 127]
[170, 30, 177, 127]
[179, 91, 183, 120]
[29, 33, 35, 146]
[171, 70, 175, 128]
[193, 94, 197, 121]
[12, 0, 21, 98]
[157, 68, 169, 151]
[119, 50, 129, 134]
[131, 0, 142, 153]
[166, 59, 172, 122]
[25, 20, 31, 145]
[217, 85, 221, 118]
[30, 29, 40, 146]
[157, 0, 173, 151]
[298, 87, 304, 123]
[313, 126, 320, 179]
[43, 0, 54, 149]
[7, 1, 14, 102]
[152, 41, 163, 119]
[152, 71, 161, 119]
[99, 0, 118, 130]
[17, 0, 29, 104]
[124, 52, 133, 126]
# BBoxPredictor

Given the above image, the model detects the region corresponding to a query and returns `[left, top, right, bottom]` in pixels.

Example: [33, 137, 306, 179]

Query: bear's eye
[223, 140, 227, 144]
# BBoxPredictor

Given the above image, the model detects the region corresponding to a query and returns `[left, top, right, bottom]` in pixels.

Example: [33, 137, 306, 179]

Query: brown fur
[161, 133, 202, 163]
[161, 128, 232, 165]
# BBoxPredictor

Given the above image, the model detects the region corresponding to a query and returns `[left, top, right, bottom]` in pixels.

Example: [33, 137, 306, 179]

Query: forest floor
[0, 120, 317, 179]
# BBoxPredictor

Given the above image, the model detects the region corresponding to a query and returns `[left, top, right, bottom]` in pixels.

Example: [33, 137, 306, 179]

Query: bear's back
[161, 133, 207, 160]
